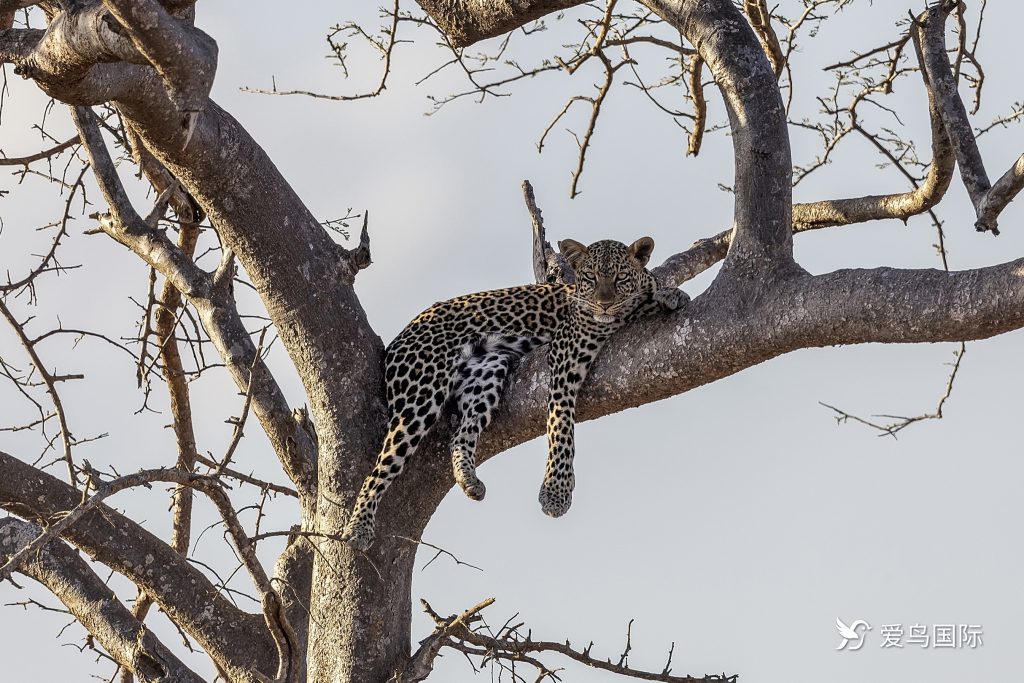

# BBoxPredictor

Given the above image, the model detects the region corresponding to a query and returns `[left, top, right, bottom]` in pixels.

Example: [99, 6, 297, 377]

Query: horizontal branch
[415, 0, 587, 48]
[0, 135, 79, 165]
[394, 251, 1024, 531]
[0, 519, 206, 683]
[0, 450, 277, 679]
[651, 37, 957, 290]
[414, 598, 735, 683]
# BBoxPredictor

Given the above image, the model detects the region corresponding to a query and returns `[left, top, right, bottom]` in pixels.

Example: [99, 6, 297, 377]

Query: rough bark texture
[0, 519, 207, 683]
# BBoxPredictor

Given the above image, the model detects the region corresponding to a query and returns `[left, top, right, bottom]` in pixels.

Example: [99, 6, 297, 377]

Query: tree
[1, 0, 1021, 682]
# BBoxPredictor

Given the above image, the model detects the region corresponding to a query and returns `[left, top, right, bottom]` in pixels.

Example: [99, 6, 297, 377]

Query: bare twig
[241, 0, 400, 102]
[0, 134, 79, 165]
[403, 598, 736, 683]
[822, 343, 966, 438]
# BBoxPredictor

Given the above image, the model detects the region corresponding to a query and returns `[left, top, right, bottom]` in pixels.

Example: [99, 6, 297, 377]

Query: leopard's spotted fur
[341, 237, 685, 550]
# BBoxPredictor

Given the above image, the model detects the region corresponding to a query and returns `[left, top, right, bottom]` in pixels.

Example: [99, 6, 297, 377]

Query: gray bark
[0, 451, 277, 679]
[0, 519, 206, 683]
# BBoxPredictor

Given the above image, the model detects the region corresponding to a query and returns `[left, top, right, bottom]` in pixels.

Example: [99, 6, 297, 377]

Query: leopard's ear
[628, 236, 655, 267]
[559, 239, 589, 269]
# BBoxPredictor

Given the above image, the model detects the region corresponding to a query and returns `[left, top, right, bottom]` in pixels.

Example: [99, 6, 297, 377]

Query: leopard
[341, 236, 686, 551]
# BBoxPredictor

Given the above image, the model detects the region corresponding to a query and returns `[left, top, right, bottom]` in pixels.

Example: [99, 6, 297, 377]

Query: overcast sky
[2, 1, 1023, 682]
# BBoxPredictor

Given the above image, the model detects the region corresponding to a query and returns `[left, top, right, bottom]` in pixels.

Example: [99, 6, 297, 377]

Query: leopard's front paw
[654, 287, 689, 312]
[452, 446, 487, 501]
[457, 474, 487, 501]
[538, 478, 574, 518]
[341, 515, 376, 552]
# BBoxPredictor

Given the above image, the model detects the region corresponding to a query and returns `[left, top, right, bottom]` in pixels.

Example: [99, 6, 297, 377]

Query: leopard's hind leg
[450, 349, 514, 500]
[343, 381, 447, 551]
[450, 334, 545, 500]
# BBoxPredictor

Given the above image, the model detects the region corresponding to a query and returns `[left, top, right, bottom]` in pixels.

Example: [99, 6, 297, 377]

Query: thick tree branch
[685, 54, 706, 156]
[101, 0, 217, 131]
[11, 9, 385, 676]
[12, 4, 144, 76]
[792, 23, 956, 233]
[743, 0, 784, 77]
[918, 2, 1016, 234]
[977, 153, 1024, 230]
[2, 465, 299, 682]
[0, 519, 206, 683]
[72, 105, 318, 502]
[0, 27, 44, 63]
[0, 450, 277, 679]
[637, 0, 793, 272]
[415, 0, 586, 48]
[393, 252, 1024, 526]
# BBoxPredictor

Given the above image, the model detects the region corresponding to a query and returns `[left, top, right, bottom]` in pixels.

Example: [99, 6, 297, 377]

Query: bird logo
[835, 617, 871, 651]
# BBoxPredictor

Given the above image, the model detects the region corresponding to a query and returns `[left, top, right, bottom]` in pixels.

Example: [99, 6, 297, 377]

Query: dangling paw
[458, 475, 485, 501]
[538, 478, 574, 518]
[341, 514, 376, 552]
[452, 446, 487, 501]
[654, 287, 689, 311]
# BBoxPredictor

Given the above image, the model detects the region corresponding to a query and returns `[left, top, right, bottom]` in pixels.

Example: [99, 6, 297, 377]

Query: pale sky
[2, 2, 1023, 682]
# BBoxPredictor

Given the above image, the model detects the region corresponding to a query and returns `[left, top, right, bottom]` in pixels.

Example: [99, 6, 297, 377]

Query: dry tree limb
[194, 453, 298, 498]
[158, 226, 202, 552]
[399, 598, 495, 682]
[568, 53, 629, 198]
[976, 154, 1024, 230]
[0, 518, 206, 683]
[685, 54, 705, 156]
[1, 162, 88, 299]
[522, 179, 572, 284]
[0, 135, 79, 165]
[743, 0, 784, 77]
[71, 105, 318, 500]
[403, 598, 737, 683]
[822, 343, 966, 438]
[241, 0, 400, 102]
[0, 297, 79, 487]
[216, 327, 268, 475]
[914, 2, 1022, 235]
[123, 184, 202, 683]
[918, 3, 994, 231]
[0, 464, 299, 682]
[605, 35, 695, 56]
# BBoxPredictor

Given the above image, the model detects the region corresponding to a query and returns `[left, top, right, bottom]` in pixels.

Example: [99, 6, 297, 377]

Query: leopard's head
[558, 237, 656, 323]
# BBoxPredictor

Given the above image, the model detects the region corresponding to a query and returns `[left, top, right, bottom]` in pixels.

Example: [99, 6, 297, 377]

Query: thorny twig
[402, 598, 737, 683]
[822, 343, 966, 438]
